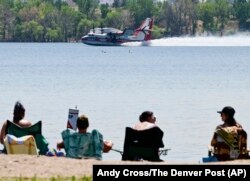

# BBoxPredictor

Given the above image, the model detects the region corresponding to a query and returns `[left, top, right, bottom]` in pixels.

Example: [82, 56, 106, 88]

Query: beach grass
[0, 176, 91, 181]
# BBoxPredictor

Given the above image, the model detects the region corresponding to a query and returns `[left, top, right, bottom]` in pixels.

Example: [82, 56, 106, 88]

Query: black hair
[225, 117, 237, 126]
[77, 115, 89, 130]
[139, 111, 153, 122]
[13, 101, 25, 123]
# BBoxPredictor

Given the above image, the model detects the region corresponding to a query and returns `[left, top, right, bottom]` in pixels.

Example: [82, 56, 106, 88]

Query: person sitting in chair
[210, 106, 248, 161]
[122, 111, 164, 161]
[57, 114, 113, 159]
[134, 111, 158, 131]
[0, 101, 32, 144]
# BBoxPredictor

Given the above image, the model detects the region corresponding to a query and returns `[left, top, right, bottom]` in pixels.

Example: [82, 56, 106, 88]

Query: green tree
[60, 5, 81, 41]
[18, 6, 39, 22]
[14, 20, 44, 42]
[126, 0, 154, 28]
[119, 9, 134, 29]
[76, 18, 94, 39]
[152, 25, 165, 39]
[45, 27, 62, 42]
[0, 0, 14, 41]
[159, 0, 196, 36]
[196, 1, 216, 34]
[104, 9, 133, 30]
[12, 0, 25, 13]
[76, 0, 98, 18]
[214, 0, 230, 32]
[25, 0, 43, 8]
[104, 10, 123, 28]
[100, 3, 110, 18]
[233, 0, 250, 30]
[1, 0, 250, 42]
[37, 2, 60, 38]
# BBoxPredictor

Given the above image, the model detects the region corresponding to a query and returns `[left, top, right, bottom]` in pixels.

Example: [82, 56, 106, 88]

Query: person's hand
[103, 140, 113, 153]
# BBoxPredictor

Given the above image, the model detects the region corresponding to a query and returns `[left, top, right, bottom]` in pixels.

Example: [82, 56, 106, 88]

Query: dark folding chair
[122, 127, 165, 162]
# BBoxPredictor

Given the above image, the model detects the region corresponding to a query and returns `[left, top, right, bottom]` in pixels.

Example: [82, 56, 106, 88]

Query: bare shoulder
[236, 123, 243, 128]
[215, 124, 223, 130]
[18, 120, 32, 128]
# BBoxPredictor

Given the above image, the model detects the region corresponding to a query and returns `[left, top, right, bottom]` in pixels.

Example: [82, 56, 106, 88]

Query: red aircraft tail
[133, 18, 153, 41]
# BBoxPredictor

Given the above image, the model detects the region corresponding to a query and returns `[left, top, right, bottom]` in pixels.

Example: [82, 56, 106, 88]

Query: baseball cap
[217, 106, 235, 117]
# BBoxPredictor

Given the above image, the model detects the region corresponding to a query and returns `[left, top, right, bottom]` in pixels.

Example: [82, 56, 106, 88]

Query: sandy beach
[0, 155, 249, 178]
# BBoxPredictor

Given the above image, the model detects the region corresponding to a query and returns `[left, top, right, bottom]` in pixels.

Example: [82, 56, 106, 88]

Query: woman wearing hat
[210, 106, 248, 161]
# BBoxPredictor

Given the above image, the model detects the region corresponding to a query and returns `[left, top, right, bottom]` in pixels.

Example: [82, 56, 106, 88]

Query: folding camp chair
[61, 129, 103, 160]
[4, 134, 38, 155]
[121, 127, 168, 162]
[5, 120, 49, 155]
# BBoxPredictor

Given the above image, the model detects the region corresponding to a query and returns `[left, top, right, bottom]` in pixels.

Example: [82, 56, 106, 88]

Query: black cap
[217, 106, 235, 117]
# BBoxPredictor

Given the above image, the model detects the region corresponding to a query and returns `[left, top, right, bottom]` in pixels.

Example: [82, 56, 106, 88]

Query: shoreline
[0, 155, 250, 178]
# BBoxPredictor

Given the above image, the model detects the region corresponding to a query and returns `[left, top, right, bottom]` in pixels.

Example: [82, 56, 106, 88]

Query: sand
[0, 155, 250, 178]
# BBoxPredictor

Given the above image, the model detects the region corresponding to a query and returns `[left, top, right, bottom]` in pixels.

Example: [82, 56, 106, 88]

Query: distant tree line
[0, 0, 249, 42]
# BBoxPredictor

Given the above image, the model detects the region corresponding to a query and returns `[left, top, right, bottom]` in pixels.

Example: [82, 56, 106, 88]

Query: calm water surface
[0, 43, 250, 162]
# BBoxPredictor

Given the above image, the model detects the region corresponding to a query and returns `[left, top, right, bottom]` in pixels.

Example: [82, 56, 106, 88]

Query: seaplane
[81, 18, 153, 46]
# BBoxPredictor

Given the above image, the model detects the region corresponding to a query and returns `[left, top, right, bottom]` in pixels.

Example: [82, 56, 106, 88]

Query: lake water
[0, 38, 250, 162]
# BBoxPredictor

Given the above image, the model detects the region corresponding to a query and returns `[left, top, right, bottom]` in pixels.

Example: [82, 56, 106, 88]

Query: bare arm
[211, 125, 221, 146]
[211, 133, 217, 146]
[0, 121, 7, 145]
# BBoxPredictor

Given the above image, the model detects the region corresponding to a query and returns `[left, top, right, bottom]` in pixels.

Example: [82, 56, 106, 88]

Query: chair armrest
[159, 148, 171, 156]
[111, 148, 123, 155]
